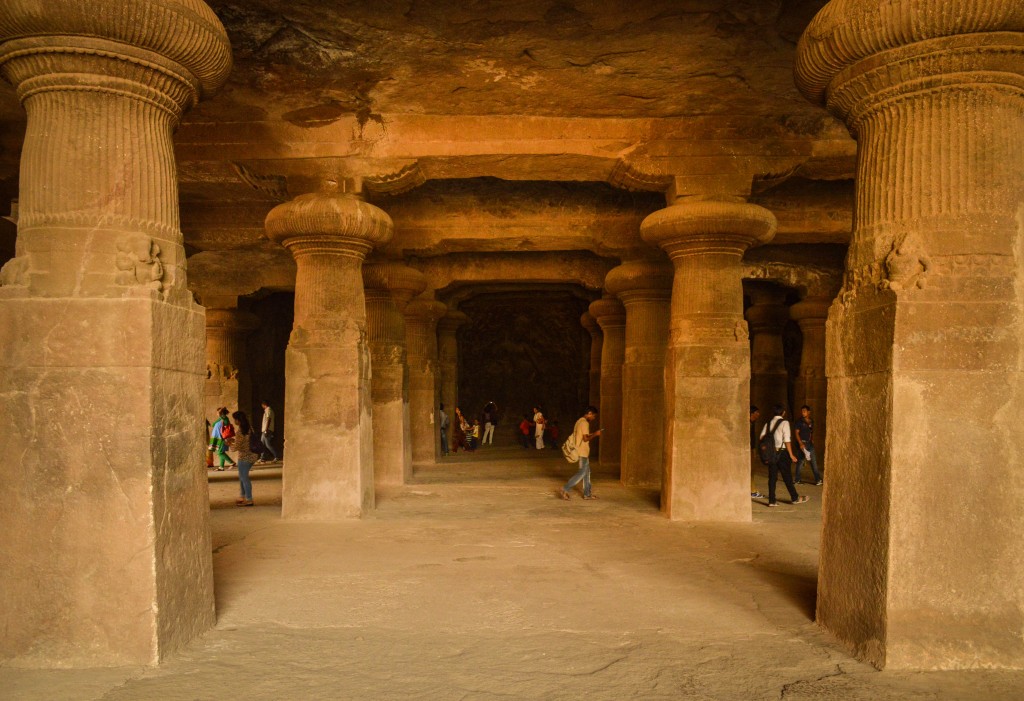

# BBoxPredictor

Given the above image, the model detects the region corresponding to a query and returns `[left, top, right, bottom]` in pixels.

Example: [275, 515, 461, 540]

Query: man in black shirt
[794, 404, 823, 485]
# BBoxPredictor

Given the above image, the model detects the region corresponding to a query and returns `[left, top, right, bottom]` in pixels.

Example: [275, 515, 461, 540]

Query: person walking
[229, 411, 259, 507]
[439, 403, 450, 456]
[258, 400, 279, 464]
[794, 404, 823, 485]
[533, 405, 546, 449]
[559, 406, 602, 500]
[482, 402, 497, 445]
[759, 404, 809, 507]
[208, 407, 236, 471]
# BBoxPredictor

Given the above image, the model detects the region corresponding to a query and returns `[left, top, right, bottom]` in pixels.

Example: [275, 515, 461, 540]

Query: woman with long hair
[230, 410, 260, 507]
[453, 406, 468, 453]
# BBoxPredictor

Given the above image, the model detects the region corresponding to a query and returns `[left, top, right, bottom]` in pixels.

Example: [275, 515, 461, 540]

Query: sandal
[236, 500, 254, 507]
[559, 489, 570, 501]
[583, 494, 598, 500]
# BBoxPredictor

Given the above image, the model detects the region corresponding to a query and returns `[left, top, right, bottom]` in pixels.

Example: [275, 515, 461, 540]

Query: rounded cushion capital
[604, 259, 674, 297]
[205, 307, 259, 332]
[362, 260, 427, 299]
[641, 198, 776, 253]
[0, 0, 232, 96]
[404, 298, 447, 323]
[266, 191, 394, 253]
[438, 310, 471, 333]
[794, 0, 1024, 105]
[588, 296, 626, 325]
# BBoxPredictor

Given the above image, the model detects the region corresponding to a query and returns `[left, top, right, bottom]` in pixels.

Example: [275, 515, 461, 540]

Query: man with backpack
[559, 406, 601, 500]
[758, 404, 809, 507]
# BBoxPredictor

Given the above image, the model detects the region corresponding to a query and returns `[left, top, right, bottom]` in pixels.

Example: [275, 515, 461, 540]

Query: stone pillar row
[404, 297, 447, 465]
[437, 309, 470, 429]
[0, 0, 232, 666]
[789, 297, 829, 463]
[795, 0, 1024, 670]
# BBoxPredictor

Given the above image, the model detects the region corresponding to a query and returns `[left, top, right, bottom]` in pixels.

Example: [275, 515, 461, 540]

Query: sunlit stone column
[405, 297, 447, 465]
[605, 260, 673, 488]
[642, 197, 775, 521]
[266, 182, 392, 519]
[796, 1, 1024, 669]
[438, 309, 470, 416]
[363, 260, 426, 488]
[0, 0, 230, 666]
[580, 311, 603, 408]
[588, 295, 626, 472]
[745, 282, 790, 416]
[790, 296, 829, 465]
[204, 306, 259, 421]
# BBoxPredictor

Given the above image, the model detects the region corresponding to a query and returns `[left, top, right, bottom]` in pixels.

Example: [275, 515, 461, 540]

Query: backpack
[562, 433, 579, 463]
[757, 418, 784, 466]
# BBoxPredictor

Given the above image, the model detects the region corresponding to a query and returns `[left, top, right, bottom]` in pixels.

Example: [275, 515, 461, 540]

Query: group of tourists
[207, 401, 279, 508]
[750, 403, 821, 507]
[517, 406, 561, 450]
[439, 401, 499, 455]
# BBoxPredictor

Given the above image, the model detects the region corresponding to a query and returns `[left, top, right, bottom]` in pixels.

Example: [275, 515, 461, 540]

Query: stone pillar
[790, 296, 829, 465]
[588, 295, 626, 471]
[405, 297, 447, 465]
[0, 0, 230, 666]
[438, 309, 470, 416]
[265, 183, 393, 520]
[795, 3, 1024, 669]
[605, 260, 673, 488]
[641, 197, 775, 521]
[580, 311, 603, 409]
[745, 282, 790, 417]
[363, 261, 426, 488]
[204, 306, 259, 421]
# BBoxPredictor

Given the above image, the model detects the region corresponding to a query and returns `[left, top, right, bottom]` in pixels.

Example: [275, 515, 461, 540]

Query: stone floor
[3, 446, 1022, 700]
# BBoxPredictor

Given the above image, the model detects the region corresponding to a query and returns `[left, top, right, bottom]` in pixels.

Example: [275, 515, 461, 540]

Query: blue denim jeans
[563, 456, 591, 497]
[795, 444, 821, 483]
[440, 429, 449, 456]
[238, 459, 253, 501]
[261, 431, 279, 461]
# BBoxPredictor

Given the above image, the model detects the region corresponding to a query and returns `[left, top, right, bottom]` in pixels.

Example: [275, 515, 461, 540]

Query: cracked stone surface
[3, 450, 1021, 700]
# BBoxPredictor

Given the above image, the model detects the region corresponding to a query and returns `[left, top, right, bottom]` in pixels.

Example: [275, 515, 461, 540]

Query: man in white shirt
[559, 406, 602, 500]
[758, 404, 808, 507]
[259, 400, 279, 463]
[533, 406, 546, 450]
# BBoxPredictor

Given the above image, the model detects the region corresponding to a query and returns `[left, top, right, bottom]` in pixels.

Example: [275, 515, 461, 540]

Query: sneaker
[767, 502, 777, 507]
[751, 491, 763, 499]
[814, 480, 823, 486]
[793, 496, 810, 504]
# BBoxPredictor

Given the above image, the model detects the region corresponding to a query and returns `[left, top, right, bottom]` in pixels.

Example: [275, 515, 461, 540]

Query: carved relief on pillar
[265, 180, 394, 520]
[363, 260, 427, 367]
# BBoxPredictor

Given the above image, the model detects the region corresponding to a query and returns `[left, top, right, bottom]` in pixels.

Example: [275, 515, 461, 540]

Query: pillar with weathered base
[789, 296, 829, 465]
[795, 1, 1024, 670]
[745, 282, 790, 416]
[204, 306, 260, 421]
[580, 311, 603, 407]
[642, 197, 775, 521]
[605, 260, 673, 488]
[405, 297, 447, 464]
[266, 183, 392, 519]
[438, 309, 470, 416]
[0, 0, 230, 666]
[588, 295, 626, 471]
[363, 261, 426, 488]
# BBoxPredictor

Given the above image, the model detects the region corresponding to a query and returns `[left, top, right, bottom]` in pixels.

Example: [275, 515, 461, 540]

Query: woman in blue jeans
[230, 411, 260, 507]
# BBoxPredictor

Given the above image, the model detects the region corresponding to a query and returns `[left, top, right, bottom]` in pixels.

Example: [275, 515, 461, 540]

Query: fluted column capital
[362, 259, 427, 310]
[266, 184, 394, 261]
[604, 259, 674, 304]
[589, 295, 626, 331]
[0, 0, 231, 118]
[580, 311, 602, 337]
[795, 2, 1024, 134]
[404, 298, 447, 326]
[205, 307, 259, 333]
[641, 196, 776, 260]
[437, 309, 470, 336]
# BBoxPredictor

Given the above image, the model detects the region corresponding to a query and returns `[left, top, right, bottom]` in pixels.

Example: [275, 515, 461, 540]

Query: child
[519, 414, 532, 449]
[468, 420, 481, 451]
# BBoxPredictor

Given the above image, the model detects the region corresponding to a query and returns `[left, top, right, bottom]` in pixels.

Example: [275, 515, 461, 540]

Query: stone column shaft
[790, 298, 829, 464]
[606, 261, 672, 488]
[745, 283, 790, 417]
[796, 4, 1024, 669]
[363, 261, 426, 488]
[580, 312, 603, 409]
[267, 186, 392, 519]
[589, 296, 626, 471]
[438, 309, 470, 424]
[405, 298, 447, 465]
[0, 0, 230, 666]
[204, 307, 259, 421]
[642, 197, 775, 521]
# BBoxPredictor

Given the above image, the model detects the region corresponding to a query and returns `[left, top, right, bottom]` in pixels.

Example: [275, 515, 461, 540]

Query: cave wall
[457, 293, 592, 444]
